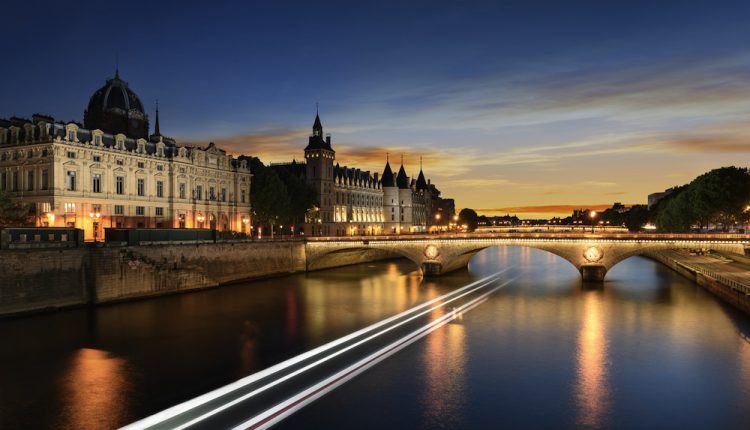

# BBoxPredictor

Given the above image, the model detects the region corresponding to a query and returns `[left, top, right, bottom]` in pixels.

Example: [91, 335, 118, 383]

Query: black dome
[87, 74, 145, 114]
[84, 71, 150, 139]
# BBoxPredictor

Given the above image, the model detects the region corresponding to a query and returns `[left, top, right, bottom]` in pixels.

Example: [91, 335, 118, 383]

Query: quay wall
[0, 241, 397, 317]
[646, 252, 750, 316]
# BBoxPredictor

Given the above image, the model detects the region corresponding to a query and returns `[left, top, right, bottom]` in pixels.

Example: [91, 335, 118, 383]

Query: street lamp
[46, 211, 55, 227]
[89, 210, 101, 242]
[589, 210, 597, 233]
[196, 213, 205, 228]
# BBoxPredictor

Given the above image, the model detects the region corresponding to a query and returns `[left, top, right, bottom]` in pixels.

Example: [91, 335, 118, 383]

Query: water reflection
[575, 289, 610, 428]
[421, 310, 467, 428]
[60, 348, 129, 430]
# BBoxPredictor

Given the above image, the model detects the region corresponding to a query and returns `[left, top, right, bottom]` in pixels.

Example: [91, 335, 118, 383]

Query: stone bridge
[305, 233, 750, 281]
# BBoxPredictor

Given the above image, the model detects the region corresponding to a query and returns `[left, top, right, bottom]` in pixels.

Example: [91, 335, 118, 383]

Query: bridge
[305, 232, 750, 281]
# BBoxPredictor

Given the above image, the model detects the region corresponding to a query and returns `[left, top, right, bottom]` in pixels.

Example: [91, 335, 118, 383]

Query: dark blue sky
[4, 0, 750, 214]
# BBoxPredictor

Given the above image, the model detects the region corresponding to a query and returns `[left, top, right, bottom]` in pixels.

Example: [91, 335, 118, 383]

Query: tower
[304, 111, 335, 235]
[382, 154, 401, 233]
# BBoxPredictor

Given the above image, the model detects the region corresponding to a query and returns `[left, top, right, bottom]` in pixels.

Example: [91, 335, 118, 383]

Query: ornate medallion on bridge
[583, 246, 603, 263]
[424, 244, 440, 260]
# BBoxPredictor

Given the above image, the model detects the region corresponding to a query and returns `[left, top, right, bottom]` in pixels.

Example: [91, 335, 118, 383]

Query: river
[1, 247, 749, 429]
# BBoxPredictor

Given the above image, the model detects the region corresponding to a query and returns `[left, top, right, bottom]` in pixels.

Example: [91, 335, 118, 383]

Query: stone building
[273, 113, 439, 236]
[0, 72, 252, 240]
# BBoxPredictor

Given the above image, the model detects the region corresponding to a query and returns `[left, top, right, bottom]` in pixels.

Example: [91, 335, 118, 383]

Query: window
[26, 171, 33, 191]
[64, 202, 76, 213]
[116, 176, 124, 195]
[116, 159, 124, 166]
[137, 178, 145, 196]
[156, 181, 164, 198]
[66, 171, 76, 191]
[136, 206, 145, 216]
[137, 162, 145, 168]
[94, 135, 101, 145]
[0, 172, 6, 190]
[157, 164, 164, 171]
[241, 189, 246, 203]
[67, 151, 76, 159]
[179, 183, 186, 199]
[114, 205, 124, 215]
[93, 155, 101, 162]
[221, 188, 226, 202]
[155, 207, 164, 216]
[41, 170, 48, 190]
[92, 174, 101, 193]
[196, 185, 203, 200]
[68, 130, 75, 141]
[209, 186, 215, 200]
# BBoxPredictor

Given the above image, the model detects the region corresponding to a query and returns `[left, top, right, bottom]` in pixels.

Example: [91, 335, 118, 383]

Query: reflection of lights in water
[575, 291, 610, 428]
[422, 312, 467, 427]
[61, 348, 129, 430]
[739, 334, 750, 415]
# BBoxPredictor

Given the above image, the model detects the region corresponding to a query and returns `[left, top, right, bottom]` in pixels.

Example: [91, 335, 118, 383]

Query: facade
[0, 73, 252, 240]
[275, 114, 439, 236]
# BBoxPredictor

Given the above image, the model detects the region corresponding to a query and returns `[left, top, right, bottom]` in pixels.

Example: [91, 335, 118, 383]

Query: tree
[276, 168, 318, 226]
[250, 164, 289, 238]
[624, 205, 649, 232]
[0, 190, 32, 227]
[458, 208, 479, 232]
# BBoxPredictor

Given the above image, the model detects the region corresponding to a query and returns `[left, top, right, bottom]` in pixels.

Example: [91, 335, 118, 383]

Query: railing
[652, 251, 750, 296]
[0, 227, 84, 249]
[305, 231, 750, 242]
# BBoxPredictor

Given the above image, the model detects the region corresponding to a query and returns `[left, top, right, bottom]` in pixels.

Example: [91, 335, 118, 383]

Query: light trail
[122, 269, 512, 430]
[238, 279, 510, 430]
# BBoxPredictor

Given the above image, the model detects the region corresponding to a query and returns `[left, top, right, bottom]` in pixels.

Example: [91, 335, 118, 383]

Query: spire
[396, 163, 409, 189]
[416, 156, 428, 190]
[382, 155, 395, 187]
[312, 107, 323, 137]
[154, 100, 161, 136]
[115, 52, 120, 79]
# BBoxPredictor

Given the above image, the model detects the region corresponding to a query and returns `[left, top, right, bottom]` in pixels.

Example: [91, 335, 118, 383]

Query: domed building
[83, 70, 149, 139]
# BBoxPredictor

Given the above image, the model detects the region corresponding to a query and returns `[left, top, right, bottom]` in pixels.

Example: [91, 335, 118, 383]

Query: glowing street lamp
[89, 210, 101, 242]
[196, 213, 205, 228]
[46, 211, 55, 226]
[589, 210, 597, 233]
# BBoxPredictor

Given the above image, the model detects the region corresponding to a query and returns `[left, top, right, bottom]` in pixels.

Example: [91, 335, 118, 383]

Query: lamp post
[589, 210, 597, 233]
[196, 213, 205, 228]
[89, 210, 101, 242]
[242, 217, 249, 234]
[46, 211, 55, 227]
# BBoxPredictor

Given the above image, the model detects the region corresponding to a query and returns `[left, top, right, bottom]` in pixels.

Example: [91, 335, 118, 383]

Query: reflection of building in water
[61, 348, 129, 430]
[575, 291, 610, 428]
[421, 310, 467, 428]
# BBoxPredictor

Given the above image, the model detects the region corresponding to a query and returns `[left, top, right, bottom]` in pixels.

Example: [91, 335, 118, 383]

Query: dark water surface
[1, 247, 749, 429]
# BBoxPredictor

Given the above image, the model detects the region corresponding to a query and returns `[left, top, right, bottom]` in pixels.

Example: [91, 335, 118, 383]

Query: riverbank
[647, 250, 750, 315]
[0, 241, 397, 318]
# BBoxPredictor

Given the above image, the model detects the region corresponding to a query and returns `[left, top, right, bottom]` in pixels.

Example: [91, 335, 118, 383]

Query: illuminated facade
[0, 73, 252, 240]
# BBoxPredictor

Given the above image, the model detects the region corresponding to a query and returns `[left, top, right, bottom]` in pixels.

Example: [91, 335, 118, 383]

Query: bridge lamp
[589, 211, 597, 233]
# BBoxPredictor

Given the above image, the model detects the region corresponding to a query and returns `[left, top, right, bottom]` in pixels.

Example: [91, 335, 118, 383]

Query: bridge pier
[421, 262, 442, 277]
[580, 264, 607, 282]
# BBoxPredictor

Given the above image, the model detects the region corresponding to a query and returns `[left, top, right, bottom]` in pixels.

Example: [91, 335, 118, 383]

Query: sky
[3, 0, 750, 218]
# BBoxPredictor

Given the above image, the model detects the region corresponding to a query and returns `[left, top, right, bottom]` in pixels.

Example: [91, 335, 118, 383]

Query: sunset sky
[4, 1, 750, 218]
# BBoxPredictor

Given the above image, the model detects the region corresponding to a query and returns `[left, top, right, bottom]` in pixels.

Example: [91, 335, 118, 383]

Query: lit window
[64, 202, 76, 213]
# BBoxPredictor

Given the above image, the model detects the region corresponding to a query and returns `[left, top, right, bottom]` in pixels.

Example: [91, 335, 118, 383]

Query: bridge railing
[305, 232, 750, 242]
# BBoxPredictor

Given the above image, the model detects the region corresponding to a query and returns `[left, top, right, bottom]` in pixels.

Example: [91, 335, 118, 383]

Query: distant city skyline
[4, 0, 750, 218]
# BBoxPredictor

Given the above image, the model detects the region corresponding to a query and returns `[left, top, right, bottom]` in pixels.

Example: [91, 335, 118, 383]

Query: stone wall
[1, 240, 401, 317]
[0, 248, 90, 316]
[90, 241, 307, 303]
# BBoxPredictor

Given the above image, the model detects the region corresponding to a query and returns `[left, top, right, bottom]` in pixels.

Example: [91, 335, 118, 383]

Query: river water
[1, 247, 749, 429]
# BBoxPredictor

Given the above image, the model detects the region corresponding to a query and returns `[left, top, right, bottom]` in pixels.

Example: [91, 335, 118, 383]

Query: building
[274, 113, 440, 236]
[0, 71, 252, 240]
[648, 188, 675, 209]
